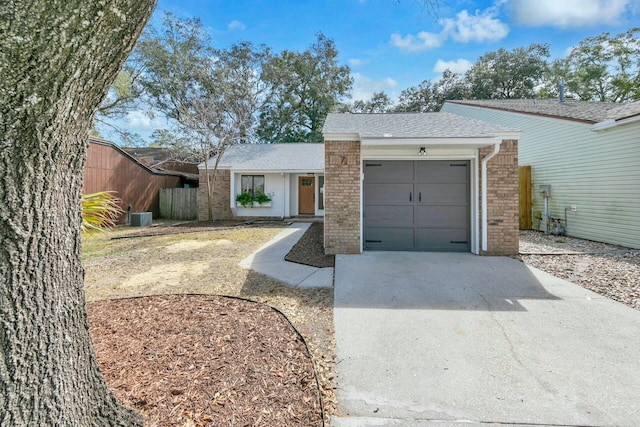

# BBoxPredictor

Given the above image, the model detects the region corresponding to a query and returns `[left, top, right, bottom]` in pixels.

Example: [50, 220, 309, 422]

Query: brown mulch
[285, 223, 335, 268]
[88, 294, 323, 427]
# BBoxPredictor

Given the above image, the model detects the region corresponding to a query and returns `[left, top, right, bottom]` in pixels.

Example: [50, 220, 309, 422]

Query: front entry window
[318, 175, 324, 210]
[241, 175, 265, 197]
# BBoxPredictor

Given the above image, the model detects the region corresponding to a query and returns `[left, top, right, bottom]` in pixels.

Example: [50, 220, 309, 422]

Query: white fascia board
[361, 135, 518, 148]
[592, 115, 640, 131]
[323, 132, 361, 141]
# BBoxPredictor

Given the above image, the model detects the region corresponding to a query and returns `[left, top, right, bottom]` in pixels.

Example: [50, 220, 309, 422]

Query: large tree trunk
[0, 1, 155, 425]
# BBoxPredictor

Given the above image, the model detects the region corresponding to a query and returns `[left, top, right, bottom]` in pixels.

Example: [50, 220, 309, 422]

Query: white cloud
[509, 0, 633, 28]
[391, 7, 508, 52]
[390, 31, 445, 52]
[228, 20, 246, 31]
[349, 58, 370, 67]
[351, 73, 398, 101]
[433, 58, 473, 74]
[441, 10, 509, 43]
[125, 111, 165, 132]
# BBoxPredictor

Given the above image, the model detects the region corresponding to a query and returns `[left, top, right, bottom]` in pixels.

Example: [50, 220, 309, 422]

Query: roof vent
[383, 133, 392, 137]
[559, 79, 566, 104]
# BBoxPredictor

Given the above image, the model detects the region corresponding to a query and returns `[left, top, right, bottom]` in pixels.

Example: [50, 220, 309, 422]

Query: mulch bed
[88, 295, 323, 427]
[285, 223, 335, 268]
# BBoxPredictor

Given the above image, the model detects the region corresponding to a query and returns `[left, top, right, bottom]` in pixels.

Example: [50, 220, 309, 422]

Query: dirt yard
[83, 221, 335, 426]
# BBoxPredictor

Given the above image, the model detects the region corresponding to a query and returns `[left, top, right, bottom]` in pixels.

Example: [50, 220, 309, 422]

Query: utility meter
[539, 184, 551, 197]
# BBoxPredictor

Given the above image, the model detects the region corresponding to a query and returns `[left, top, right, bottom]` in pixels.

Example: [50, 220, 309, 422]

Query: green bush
[235, 192, 255, 207]
[254, 192, 272, 204]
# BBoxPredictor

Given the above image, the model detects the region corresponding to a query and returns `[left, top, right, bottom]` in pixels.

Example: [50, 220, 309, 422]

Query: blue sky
[107, 0, 640, 142]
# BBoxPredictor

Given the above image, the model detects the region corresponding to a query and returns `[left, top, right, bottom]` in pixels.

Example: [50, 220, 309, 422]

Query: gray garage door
[364, 160, 470, 251]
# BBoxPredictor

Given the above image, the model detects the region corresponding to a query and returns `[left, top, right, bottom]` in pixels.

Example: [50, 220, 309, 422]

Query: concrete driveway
[333, 252, 640, 426]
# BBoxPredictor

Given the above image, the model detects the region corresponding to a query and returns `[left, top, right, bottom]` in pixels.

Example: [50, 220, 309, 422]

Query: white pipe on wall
[481, 142, 501, 252]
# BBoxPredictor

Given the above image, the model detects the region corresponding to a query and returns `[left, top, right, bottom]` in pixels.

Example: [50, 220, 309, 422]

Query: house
[85, 136, 193, 220]
[322, 112, 520, 255]
[121, 146, 200, 187]
[200, 112, 521, 256]
[442, 99, 640, 249]
[197, 143, 325, 220]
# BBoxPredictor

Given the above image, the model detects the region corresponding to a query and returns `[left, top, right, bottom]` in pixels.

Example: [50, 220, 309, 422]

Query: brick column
[198, 168, 233, 221]
[324, 140, 361, 254]
[479, 139, 519, 255]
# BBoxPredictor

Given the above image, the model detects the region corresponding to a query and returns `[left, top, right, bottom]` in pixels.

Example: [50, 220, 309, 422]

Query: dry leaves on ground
[89, 295, 322, 427]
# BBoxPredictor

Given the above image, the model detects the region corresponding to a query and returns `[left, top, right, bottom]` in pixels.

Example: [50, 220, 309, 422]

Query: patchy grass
[82, 223, 337, 422]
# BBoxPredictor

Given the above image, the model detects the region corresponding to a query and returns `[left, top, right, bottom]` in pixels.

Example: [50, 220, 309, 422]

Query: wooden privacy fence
[159, 188, 198, 220]
[519, 165, 532, 230]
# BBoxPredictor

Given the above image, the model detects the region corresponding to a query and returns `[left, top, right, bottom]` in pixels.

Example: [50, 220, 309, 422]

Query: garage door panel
[416, 161, 468, 183]
[417, 205, 468, 228]
[416, 183, 468, 204]
[416, 228, 469, 251]
[364, 160, 470, 252]
[364, 227, 413, 250]
[365, 183, 413, 205]
[366, 205, 413, 227]
[364, 161, 413, 183]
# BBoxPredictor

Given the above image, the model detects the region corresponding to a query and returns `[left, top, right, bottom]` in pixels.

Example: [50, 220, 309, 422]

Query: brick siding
[324, 140, 361, 254]
[198, 168, 233, 221]
[479, 139, 519, 255]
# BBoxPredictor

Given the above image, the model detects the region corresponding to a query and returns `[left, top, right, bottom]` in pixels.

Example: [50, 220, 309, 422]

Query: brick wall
[324, 140, 361, 254]
[479, 140, 519, 255]
[198, 168, 233, 221]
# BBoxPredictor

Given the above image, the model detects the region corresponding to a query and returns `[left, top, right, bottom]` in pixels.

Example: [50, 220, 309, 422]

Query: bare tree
[0, 1, 155, 425]
[138, 14, 273, 221]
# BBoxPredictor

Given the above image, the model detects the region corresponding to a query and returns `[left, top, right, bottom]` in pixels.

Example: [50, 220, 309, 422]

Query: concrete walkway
[239, 222, 333, 288]
[333, 252, 640, 426]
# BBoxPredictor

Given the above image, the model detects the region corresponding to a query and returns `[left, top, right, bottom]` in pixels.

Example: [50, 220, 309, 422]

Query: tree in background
[0, 0, 155, 425]
[351, 91, 394, 113]
[136, 13, 273, 220]
[465, 43, 550, 99]
[560, 28, 640, 102]
[394, 79, 437, 112]
[93, 49, 147, 146]
[433, 69, 469, 106]
[258, 33, 353, 143]
[391, 70, 468, 112]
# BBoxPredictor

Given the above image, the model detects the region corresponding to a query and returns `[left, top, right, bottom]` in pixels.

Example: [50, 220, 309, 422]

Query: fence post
[518, 165, 532, 229]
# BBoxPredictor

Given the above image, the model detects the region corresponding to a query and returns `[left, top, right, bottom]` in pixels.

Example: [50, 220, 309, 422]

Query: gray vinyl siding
[442, 103, 640, 249]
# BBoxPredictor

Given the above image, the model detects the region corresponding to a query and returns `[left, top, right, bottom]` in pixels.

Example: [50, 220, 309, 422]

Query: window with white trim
[241, 175, 265, 197]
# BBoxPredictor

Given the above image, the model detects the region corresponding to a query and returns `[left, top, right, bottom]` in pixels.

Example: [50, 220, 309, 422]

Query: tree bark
[0, 1, 155, 425]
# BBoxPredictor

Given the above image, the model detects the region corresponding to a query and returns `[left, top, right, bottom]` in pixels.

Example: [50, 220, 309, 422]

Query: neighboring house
[200, 112, 521, 256]
[122, 146, 200, 187]
[442, 99, 640, 249]
[84, 136, 190, 220]
[197, 143, 325, 221]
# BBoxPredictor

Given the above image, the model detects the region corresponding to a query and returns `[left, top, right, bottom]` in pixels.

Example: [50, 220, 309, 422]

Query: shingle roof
[201, 143, 324, 171]
[322, 112, 516, 138]
[447, 99, 640, 123]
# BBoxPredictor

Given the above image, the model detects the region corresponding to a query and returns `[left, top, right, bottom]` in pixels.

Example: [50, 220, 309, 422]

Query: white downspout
[481, 142, 501, 252]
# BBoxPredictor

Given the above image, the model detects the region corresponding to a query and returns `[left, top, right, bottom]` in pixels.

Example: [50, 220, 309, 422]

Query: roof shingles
[203, 143, 324, 171]
[447, 99, 640, 123]
[322, 112, 516, 138]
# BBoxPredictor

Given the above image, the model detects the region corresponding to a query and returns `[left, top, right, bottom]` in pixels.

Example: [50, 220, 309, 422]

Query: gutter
[481, 142, 501, 252]
[591, 114, 640, 131]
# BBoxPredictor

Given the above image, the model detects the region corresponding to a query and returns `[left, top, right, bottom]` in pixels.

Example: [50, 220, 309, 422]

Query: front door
[298, 176, 315, 215]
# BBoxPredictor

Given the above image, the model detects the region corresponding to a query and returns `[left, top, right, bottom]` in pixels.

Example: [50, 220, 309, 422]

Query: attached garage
[322, 112, 521, 256]
[364, 160, 469, 251]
